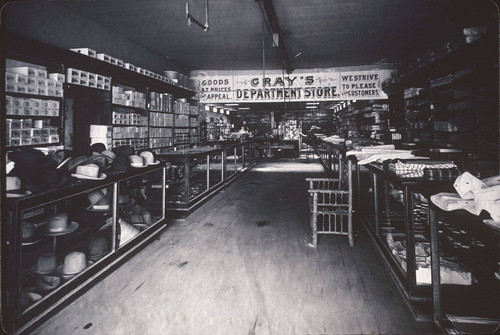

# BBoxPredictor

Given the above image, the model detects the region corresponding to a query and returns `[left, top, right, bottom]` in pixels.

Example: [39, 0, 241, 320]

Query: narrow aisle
[32, 159, 433, 335]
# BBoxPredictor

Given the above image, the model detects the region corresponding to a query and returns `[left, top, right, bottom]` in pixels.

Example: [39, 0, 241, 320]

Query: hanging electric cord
[186, 0, 209, 31]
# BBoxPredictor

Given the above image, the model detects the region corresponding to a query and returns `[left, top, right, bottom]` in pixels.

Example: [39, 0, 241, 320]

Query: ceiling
[51, 0, 496, 72]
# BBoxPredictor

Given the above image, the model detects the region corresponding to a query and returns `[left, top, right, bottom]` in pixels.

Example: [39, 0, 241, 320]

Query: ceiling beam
[256, 0, 293, 74]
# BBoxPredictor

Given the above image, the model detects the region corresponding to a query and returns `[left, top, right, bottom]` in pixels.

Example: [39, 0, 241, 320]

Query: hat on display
[101, 150, 116, 164]
[30, 253, 57, 275]
[6, 176, 32, 198]
[89, 153, 108, 169]
[87, 189, 111, 211]
[88, 237, 109, 261]
[113, 146, 134, 158]
[66, 156, 92, 172]
[8, 148, 69, 193]
[109, 155, 130, 172]
[129, 155, 147, 168]
[20, 291, 42, 309]
[72, 163, 106, 180]
[139, 150, 159, 165]
[36, 275, 61, 292]
[45, 213, 79, 236]
[118, 193, 135, 206]
[89, 143, 107, 155]
[56, 251, 92, 279]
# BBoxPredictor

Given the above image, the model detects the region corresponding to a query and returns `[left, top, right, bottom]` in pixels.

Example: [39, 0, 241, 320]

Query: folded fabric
[430, 193, 478, 215]
[390, 160, 457, 179]
[473, 185, 500, 221]
[423, 167, 460, 181]
[454, 171, 487, 199]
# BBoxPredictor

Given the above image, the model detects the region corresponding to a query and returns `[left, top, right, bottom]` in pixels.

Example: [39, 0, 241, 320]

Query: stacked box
[67, 68, 110, 90]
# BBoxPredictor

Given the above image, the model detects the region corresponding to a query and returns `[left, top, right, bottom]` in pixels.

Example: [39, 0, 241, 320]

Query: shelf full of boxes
[111, 85, 148, 150]
[5, 62, 65, 149]
[189, 104, 200, 146]
[173, 99, 190, 150]
[149, 91, 174, 153]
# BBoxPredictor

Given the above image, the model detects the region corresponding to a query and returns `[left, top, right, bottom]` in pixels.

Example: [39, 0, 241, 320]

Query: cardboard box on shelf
[29, 99, 42, 109]
[5, 72, 17, 83]
[33, 120, 44, 128]
[38, 87, 47, 96]
[46, 88, 56, 96]
[116, 58, 124, 67]
[5, 83, 17, 92]
[49, 73, 65, 82]
[37, 69, 47, 79]
[49, 127, 58, 135]
[21, 129, 32, 138]
[97, 53, 111, 62]
[46, 79, 56, 88]
[27, 76, 37, 86]
[8, 66, 37, 77]
[54, 81, 63, 90]
[103, 77, 111, 85]
[21, 137, 32, 146]
[109, 57, 117, 65]
[88, 81, 97, 88]
[10, 138, 21, 147]
[17, 74, 28, 85]
[125, 63, 136, 71]
[55, 89, 64, 97]
[26, 85, 37, 95]
[49, 135, 59, 143]
[70, 48, 97, 57]
[11, 107, 23, 116]
[17, 84, 27, 93]
[40, 136, 50, 144]
[10, 130, 21, 138]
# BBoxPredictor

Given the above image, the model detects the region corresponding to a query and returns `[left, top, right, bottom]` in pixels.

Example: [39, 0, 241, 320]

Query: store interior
[1, 0, 500, 334]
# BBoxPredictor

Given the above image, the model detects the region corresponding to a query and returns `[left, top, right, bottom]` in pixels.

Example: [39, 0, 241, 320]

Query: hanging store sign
[339, 70, 387, 100]
[194, 68, 392, 104]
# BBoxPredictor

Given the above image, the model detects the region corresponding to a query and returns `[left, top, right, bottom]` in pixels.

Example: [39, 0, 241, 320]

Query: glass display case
[4, 166, 165, 333]
[161, 142, 256, 218]
[357, 162, 453, 319]
[429, 203, 500, 333]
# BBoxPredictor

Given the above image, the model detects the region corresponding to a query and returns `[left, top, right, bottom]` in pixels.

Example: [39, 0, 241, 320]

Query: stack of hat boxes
[149, 92, 174, 153]
[5, 65, 64, 147]
[111, 86, 148, 150]
[174, 99, 191, 150]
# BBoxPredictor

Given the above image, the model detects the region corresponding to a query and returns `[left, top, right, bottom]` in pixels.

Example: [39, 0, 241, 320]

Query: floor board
[31, 159, 434, 335]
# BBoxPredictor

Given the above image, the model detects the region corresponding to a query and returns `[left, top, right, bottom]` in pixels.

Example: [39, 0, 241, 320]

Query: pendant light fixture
[186, 0, 210, 31]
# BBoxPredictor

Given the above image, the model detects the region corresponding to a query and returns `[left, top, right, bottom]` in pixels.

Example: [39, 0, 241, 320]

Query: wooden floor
[31, 159, 434, 335]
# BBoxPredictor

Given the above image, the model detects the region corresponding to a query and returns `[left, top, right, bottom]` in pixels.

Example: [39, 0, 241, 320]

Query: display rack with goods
[278, 119, 301, 140]
[333, 100, 390, 141]
[4, 166, 166, 334]
[428, 202, 500, 333]
[381, 33, 498, 176]
[160, 142, 257, 219]
[5, 60, 65, 149]
[356, 161, 453, 320]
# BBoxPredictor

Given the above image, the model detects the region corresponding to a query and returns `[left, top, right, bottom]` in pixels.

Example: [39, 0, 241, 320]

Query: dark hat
[7, 148, 69, 192]
[89, 143, 107, 155]
[113, 146, 134, 158]
[66, 156, 92, 172]
[89, 154, 107, 169]
[109, 155, 130, 172]
[8, 148, 49, 168]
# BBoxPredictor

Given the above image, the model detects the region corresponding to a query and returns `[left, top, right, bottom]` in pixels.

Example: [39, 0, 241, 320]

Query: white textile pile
[431, 172, 500, 222]
[346, 144, 422, 165]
